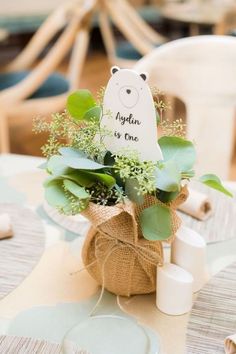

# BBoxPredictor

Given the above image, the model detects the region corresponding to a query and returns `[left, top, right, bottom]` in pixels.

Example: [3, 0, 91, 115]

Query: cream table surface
[0, 153, 236, 354]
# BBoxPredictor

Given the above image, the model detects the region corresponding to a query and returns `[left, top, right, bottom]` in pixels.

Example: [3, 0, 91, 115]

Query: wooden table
[160, 1, 236, 35]
[0, 153, 236, 354]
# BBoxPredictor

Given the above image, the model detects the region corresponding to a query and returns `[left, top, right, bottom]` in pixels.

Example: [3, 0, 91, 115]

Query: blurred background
[0, 0, 235, 179]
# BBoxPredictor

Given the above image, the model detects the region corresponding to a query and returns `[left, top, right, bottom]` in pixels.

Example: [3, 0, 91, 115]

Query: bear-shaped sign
[102, 66, 163, 162]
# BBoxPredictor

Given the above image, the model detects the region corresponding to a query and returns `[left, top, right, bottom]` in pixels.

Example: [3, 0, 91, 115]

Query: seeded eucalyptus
[35, 88, 233, 242]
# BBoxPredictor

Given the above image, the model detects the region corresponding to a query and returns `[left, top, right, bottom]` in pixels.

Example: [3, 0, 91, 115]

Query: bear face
[118, 85, 139, 109]
[110, 66, 149, 109]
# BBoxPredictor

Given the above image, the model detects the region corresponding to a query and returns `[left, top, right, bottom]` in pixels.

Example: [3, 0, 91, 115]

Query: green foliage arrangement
[34, 89, 233, 242]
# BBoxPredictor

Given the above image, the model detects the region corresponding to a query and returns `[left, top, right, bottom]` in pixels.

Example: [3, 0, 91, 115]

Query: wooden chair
[0, 0, 95, 153]
[214, 5, 236, 35]
[135, 35, 236, 179]
[98, 0, 166, 68]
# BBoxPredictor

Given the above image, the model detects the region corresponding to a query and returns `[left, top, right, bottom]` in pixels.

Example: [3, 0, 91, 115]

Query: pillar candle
[171, 225, 208, 292]
[156, 263, 193, 315]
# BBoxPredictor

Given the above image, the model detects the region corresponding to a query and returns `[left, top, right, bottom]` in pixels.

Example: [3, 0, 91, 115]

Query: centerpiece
[34, 66, 232, 297]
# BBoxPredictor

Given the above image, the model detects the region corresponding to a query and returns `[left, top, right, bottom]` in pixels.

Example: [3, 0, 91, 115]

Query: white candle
[156, 263, 193, 316]
[171, 225, 208, 292]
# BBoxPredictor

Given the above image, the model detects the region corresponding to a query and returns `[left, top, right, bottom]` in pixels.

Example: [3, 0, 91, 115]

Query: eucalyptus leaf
[47, 156, 72, 176]
[199, 174, 233, 197]
[45, 181, 69, 208]
[62, 170, 115, 188]
[63, 180, 90, 199]
[43, 175, 62, 187]
[140, 204, 172, 241]
[104, 151, 115, 166]
[157, 190, 179, 203]
[159, 136, 196, 172]
[61, 156, 107, 170]
[155, 161, 181, 192]
[61, 198, 89, 214]
[38, 161, 47, 170]
[61, 171, 94, 188]
[80, 171, 116, 188]
[83, 106, 101, 122]
[125, 179, 144, 205]
[67, 90, 96, 120]
[59, 147, 87, 159]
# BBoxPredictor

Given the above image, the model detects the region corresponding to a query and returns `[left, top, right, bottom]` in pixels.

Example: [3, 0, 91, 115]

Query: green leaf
[45, 181, 69, 208]
[199, 174, 233, 197]
[140, 204, 172, 241]
[47, 156, 72, 176]
[104, 151, 115, 166]
[61, 171, 94, 187]
[80, 171, 116, 188]
[67, 90, 96, 120]
[158, 190, 179, 203]
[155, 161, 181, 192]
[125, 179, 144, 204]
[83, 106, 101, 122]
[43, 175, 62, 187]
[61, 156, 107, 170]
[59, 147, 87, 159]
[63, 180, 90, 199]
[61, 198, 89, 214]
[159, 136, 196, 173]
[61, 170, 116, 188]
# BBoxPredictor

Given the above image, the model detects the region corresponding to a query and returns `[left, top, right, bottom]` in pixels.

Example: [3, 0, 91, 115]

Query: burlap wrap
[82, 186, 188, 296]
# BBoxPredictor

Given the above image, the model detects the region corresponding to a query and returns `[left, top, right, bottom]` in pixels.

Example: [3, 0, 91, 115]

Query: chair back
[99, 0, 166, 67]
[0, 0, 95, 103]
[135, 35, 236, 179]
[215, 6, 236, 35]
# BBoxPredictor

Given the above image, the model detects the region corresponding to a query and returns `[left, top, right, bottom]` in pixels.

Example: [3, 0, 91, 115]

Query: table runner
[0, 336, 61, 354]
[0, 204, 45, 299]
[186, 261, 236, 354]
[0, 335, 88, 354]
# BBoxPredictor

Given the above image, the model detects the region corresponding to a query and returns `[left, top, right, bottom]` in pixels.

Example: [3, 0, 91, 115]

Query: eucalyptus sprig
[35, 87, 233, 243]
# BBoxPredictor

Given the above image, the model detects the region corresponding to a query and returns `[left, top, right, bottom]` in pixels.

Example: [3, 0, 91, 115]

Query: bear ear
[111, 66, 120, 75]
[140, 72, 149, 82]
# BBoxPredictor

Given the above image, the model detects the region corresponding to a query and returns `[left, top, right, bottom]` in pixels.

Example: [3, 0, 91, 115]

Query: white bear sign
[102, 66, 163, 162]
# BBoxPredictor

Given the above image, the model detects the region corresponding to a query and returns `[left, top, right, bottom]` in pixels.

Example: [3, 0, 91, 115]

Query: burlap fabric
[82, 186, 188, 296]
